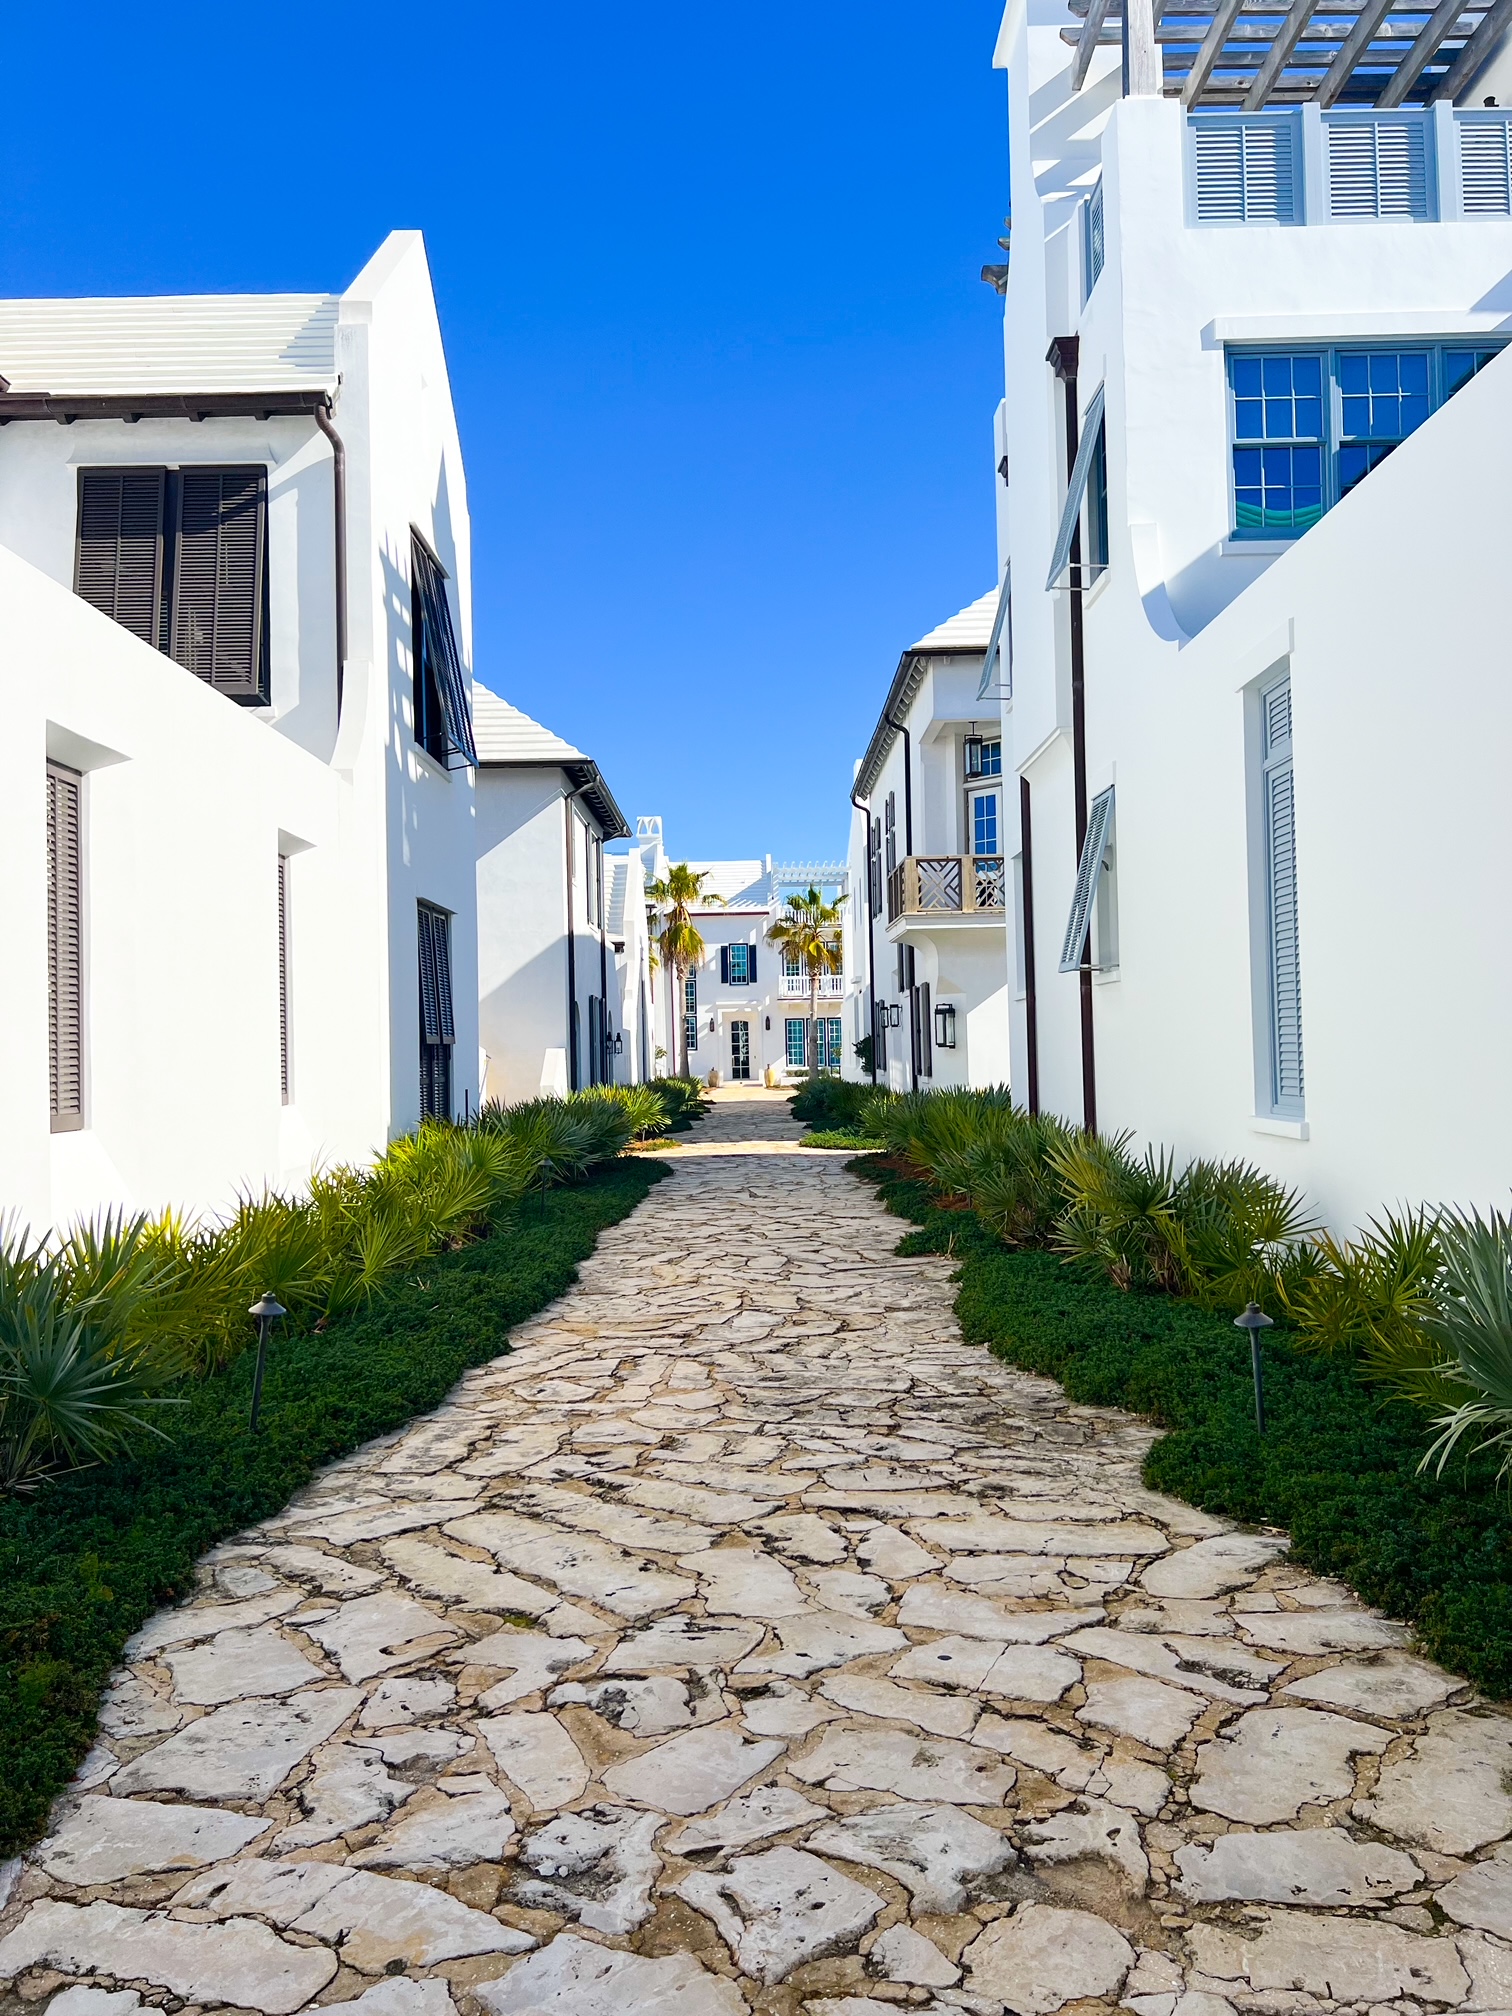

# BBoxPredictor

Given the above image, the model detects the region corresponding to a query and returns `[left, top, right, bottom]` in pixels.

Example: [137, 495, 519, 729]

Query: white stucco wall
[995, 4, 1512, 1229]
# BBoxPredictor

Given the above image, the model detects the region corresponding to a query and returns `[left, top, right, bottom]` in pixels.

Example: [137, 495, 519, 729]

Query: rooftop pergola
[1062, 0, 1512, 105]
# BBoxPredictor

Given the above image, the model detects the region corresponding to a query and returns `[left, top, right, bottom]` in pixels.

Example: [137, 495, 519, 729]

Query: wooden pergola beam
[1244, 0, 1324, 100]
[1182, 0, 1249, 101]
[1429, 0, 1512, 94]
[1315, 0, 1399, 104]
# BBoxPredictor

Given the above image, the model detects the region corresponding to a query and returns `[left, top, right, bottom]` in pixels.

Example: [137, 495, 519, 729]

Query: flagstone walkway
[4, 1093, 1510, 2016]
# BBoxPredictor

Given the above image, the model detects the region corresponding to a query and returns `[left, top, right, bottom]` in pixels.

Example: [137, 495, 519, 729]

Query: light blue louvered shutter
[1327, 116, 1429, 219]
[1459, 116, 1512, 215]
[1084, 180, 1105, 293]
[1261, 675, 1304, 1112]
[1193, 117, 1297, 224]
[1059, 787, 1116, 973]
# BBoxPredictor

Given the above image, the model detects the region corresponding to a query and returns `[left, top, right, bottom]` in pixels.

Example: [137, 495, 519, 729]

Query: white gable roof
[0, 295, 339, 395]
[472, 686, 586, 766]
[911, 588, 999, 654]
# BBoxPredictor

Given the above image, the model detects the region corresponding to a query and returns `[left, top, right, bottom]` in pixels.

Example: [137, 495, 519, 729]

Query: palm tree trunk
[677, 961, 688, 1078]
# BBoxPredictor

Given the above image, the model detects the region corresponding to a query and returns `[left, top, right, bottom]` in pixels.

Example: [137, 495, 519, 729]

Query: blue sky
[1, 2, 1007, 863]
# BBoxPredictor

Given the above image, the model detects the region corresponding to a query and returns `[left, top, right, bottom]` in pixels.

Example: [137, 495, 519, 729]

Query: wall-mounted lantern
[963, 735, 985, 779]
[887, 1003, 902, 1029]
[934, 1001, 958, 1050]
[612, 1031, 624, 1056]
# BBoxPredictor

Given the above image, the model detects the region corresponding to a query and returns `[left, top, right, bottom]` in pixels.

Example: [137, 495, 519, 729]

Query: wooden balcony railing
[886, 855, 1006, 923]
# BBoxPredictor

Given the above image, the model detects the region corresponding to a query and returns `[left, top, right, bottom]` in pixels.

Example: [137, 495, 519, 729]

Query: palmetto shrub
[652, 1077, 709, 1130]
[3, 1088, 647, 1493]
[1280, 1207, 1446, 1402]
[1414, 1211, 1512, 1482]
[955, 1113, 1077, 1249]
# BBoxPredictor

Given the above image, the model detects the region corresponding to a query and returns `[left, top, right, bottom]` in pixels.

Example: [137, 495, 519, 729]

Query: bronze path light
[1234, 1302, 1274, 1435]
[248, 1294, 287, 1433]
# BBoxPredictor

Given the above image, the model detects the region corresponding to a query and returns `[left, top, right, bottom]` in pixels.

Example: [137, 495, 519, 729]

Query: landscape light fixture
[247, 1293, 287, 1433]
[1234, 1302, 1274, 1435]
[934, 1002, 957, 1050]
[964, 735, 985, 779]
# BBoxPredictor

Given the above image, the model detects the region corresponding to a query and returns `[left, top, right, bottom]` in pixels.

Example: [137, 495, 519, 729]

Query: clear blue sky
[1, 2, 1007, 863]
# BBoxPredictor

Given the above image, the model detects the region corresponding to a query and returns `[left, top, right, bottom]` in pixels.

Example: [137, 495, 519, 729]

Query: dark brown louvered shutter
[75, 469, 165, 645]
[432, 908, 456, 1044]
[47, 764, 84, 1131]
[278, 855, 291, 1104]
[418, 906, 442, 1046]
[171, 468, 267, 700]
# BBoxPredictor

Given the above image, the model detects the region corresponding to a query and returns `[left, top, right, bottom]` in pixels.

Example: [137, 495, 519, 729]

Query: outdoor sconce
[934, 1002, 958, 1050]
[709, 1017, 716, 1034]
[612, 1032, 624, 1056]
[887, 1003, 902, 1029]
[764, 1016, 771, 1030]
[1234, 1302, 1274, 1435]
[247, 1293, 287, 1433]
[964, 734, 985, 778]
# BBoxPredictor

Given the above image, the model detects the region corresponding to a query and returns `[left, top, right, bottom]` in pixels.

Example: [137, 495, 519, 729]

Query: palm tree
[646, 864, 723, 1078]
[768, 885, 847, 1076]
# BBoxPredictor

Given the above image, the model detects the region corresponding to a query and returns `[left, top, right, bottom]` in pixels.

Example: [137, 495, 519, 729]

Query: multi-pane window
[868, 818, 882, 918]
[972, 791, 1000, 858]
[978, 738, 1002, 777]
[1230, 345, 1501, 536]
[684, 973, 697, 1014]
[884, 793, 897, 875]
[726, 942, 752, 985]
[684, 1013, 699, 1054]
[47, 764, 84, 1132]
[74, 467, 269, 702]
[785, 1019, 807, 1069]
[817, 1019, 844, 1072]
[417, 902, 455, 1120]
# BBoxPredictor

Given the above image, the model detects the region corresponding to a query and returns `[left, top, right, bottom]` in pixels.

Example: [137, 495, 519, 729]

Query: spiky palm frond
[1418, 1210, 1512, 1481]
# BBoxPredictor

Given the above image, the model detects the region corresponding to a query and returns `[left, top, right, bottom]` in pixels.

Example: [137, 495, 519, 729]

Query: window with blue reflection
[1229, 343, 1504, 535]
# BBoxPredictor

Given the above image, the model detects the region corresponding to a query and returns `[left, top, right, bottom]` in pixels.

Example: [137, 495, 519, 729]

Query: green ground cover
[854, 1154, 1512, 1701]
[0, 1157, 666, 1859]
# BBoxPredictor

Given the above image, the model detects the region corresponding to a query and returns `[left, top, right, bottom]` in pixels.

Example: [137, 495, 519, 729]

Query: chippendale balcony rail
[886, 855, 1006, 922]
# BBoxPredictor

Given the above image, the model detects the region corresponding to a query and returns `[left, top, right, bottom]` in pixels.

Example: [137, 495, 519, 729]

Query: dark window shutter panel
[172, 469, 266, 699]
[920, 980, 933, 1078]
[47, 764, 84, 1124]
[749, 942, 757, 983]
[720, 945, 730, 984]
[75, 469, 164, 645]
[418, 906, 441, 1046]
[433, 909, 456, 1043]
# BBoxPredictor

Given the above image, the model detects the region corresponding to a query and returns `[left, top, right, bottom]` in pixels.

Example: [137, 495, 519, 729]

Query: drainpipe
[313, 400, 347, 719]
[1019, 776, 1040, 1114]
[1048, 336, 1097, 1136]
[598, 862, 610, 1086]
[885, 694, 917, 1092]
[850, 785, 878, 1085]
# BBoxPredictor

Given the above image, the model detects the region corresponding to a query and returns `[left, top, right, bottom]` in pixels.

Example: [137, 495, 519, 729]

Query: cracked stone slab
[963, 1902, 1134, 2015]
[1061, 1626, 1281, 1703]
[1176, 1827, 1421, 1904]
[173, 1857, 535, 1968]
[677, 1844, 884, 1984]
[1139, 1532, 1288, 1600]
[358, 1676, 457, 1727]
[735, 1611, 908, 1678]
[912, 1514, 1168, 1557]
[1280, 1651, 1459, 1718]
[1435, 1846, 1512, 1935]
[667, 1785, 828, 1855]
[1188, 1908, 1469, 2002]
[475, 1932, 745, 2015]
[602, 1720, 785, 1814]
[445, 1509, 696, 1616]
[516, 1803, 662, 1933]
[753, 1512, 849, 1563]
[123, 1589, 302, 1657]
[550, 1673, 712, 1734]
[301, 1593, 461, 1681]
[1236, 1608, 1411, 1656]
[0, 1899, 336, 2016]
[468, 1628, 595, 1707]
[857, 1525, 937, 1578]
[95, 1675, 181, 1741]
[160, 1624, 326, 1705]
[679, 1543, 808, 1617]
[895, 1585, 1102, 1640]
[379, 1535, 563, 1614]
[479, 1710, 590, 1811]
[1077, 1675, 1205, 1749]
[1354, 1708, 1512, 1852]
[868, 1922, 960, 1986]
[971, 1713, 1099, 1788]
[277, 1741, 413, 1848]
[112, 1685, 361, 1800]
[350, 1784, 517, 1869]
[789, 1725, 1016, 1803]
[261, 1544, 385, 1594]
[602, 1615, 767, 1672]
[309, 1977, 455, 2016]
[890, 1634, 1081, 1704]
[33, 1796, 272, 1885]
[1019, 1794, 1148, 1888]
[1191, 1707, 1391, 1823]
[819, 1669, 982, 1737]
[809, 1802, 1016, 1913]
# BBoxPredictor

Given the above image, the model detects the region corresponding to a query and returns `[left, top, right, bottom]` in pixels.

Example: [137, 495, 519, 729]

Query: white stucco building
[473, 690, 636, 1103]
[666, 858, 855, 1085]
[0, 232, 481, 1231]
[847, 594, 1013, 1092]
[990, 0, 1512, 1226]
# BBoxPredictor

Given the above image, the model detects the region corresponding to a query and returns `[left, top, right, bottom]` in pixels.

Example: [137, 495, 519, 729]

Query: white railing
[778, 973, 846, 999]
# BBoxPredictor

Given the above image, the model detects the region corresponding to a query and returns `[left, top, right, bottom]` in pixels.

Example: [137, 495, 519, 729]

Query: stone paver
[0, 1089, 1503, 2016]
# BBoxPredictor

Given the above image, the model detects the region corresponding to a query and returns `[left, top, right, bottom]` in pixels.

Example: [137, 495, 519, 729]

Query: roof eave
[0, 389, 333, 424]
